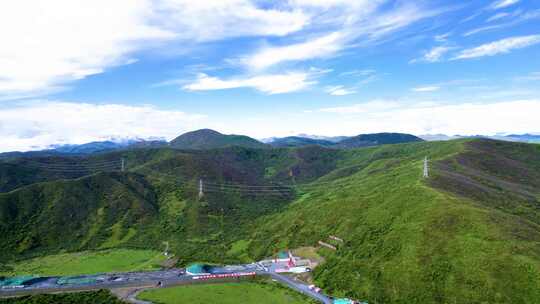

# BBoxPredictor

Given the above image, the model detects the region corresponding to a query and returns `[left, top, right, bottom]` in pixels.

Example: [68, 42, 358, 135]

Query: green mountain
[335, 132, 423, 148]
[169, 129, 267, 150]
[0, 172, 159, 259]
[268, 133, 423, 148]
[269, 136, 336, 148]
[0, 139, 539, 303]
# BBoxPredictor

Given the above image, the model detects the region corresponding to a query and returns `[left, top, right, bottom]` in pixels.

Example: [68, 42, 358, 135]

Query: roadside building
[333, 299, 355, 304]
[186, 264, 211, 276]
[276, 251, 291, 261]
[0, 276, 36, 288]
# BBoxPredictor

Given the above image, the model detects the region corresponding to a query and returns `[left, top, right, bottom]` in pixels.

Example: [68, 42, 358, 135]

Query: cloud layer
[0, 102, 205, 152]
[0, 0, 174, 98]
[313, 99, 540, 136]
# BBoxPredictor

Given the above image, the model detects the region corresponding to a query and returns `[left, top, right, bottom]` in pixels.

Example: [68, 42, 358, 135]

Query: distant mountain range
[1, 130, 538, 157]
[419, 133, 540, 143]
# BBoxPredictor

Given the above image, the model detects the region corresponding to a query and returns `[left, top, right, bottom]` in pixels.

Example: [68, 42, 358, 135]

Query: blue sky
[1, 0, 540, 152]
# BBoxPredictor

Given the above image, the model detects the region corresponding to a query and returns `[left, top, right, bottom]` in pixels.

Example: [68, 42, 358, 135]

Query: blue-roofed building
[185, 263, 211, 275]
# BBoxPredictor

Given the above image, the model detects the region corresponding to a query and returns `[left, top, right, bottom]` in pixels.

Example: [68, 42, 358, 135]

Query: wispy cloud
[465, 9, 540, 36]
[434, 33, 451, 42]
[318, 100, 401, 114]
[242, 2, 444, 70]
[339, 69, 376, 77]
[0, 101, 206, 152]
[413, 46, 455, 63]
[515, 72, 540, 81]
[486, 12, 510, 22]
[182, 72, 316, 94]
[156, 0, 309, 42]
[325, 85, 356, 96]
[489, 0, 520, 10]
[453, 35, 540, 60]
[243, 32, 346, 70]
[412, 86, 440, 92]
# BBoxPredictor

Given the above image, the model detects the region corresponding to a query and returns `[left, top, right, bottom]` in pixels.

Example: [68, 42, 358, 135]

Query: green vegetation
[1, 138, 539, 303]
[0, 290, 125, 304]
[0, 249, 165, 276]
[169, 129, 267, 150]
[137, 281, 316, 304]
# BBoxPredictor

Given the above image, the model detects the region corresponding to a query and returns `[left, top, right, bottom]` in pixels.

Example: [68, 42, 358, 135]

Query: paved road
[1, 263, 333, 304]
[270, 273, 333, 304]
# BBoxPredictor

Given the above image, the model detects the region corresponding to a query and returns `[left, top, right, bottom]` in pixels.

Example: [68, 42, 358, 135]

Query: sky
[1, 0, 540, 152]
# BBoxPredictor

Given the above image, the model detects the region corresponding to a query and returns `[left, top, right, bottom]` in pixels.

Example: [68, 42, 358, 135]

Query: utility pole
[198, 179, 204, 199]
[121, 158, 125, 172]
[423, 156, 429, 178]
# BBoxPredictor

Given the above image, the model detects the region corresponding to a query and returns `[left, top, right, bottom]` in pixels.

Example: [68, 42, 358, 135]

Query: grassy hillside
[137, 280, 316, 304]
[248, 139, 540, 303]
[335, 132, 423, 148]
[0, 172, 159, 261]
[0, 139, 539, 303]
[0, 249, 165, 276]
[170, 129, 267, 150]
[269, 136, 335, 148]
[0, 290, 125, 304]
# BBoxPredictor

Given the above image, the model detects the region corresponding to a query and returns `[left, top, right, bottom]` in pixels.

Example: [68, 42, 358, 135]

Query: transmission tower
[198, 179, 204, 199]
[423, 156, 429, 178]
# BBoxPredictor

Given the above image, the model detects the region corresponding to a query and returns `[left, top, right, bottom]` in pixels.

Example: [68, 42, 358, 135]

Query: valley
[1, 131, 539, 303]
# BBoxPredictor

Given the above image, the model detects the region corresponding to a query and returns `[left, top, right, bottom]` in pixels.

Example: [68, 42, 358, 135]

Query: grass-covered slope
[0, 139, 538, 303]
[0, 145, 346, 265]
[248, 139, 540, 303]
[335, 132, 423, 148]
[0, 172, 159, 261]
[0, 249, 165, 276]
[170, 129, 267, 150]
[0, 290, 125, 304]
[269, 136, 336, 148]
[137, 280, 316, 304]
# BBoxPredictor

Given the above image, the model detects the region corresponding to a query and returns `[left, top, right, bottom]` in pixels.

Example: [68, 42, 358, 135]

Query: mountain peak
[170, 129, 266, 150]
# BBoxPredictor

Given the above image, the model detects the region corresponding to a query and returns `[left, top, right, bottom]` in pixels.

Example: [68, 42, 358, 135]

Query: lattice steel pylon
[423, 156, 429, 178]
[198, 179, 204, 199]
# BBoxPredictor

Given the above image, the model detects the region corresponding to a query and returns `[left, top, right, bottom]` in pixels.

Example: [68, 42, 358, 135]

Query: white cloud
[412, 86, 440, 92]
[310, 99, 540, 136]
[325, 85, 356, 96]
[486, 12, 510, 22]
[0, 101, 206, 152]
[339, 69, 376, 77]
[0, 0, 311, 99]
[155, 0, 309, 41]
[182, 72, 315, 94]
[0, 0, 175, 99]
[244, 32, 346, 70]
[243, 2, 441, 69]
[453, 35, 540, 60]
[318, 100, 401, 114]
[489, 0, 520, 10]
[424, 46, 454, 62]
[434, 33, 451, 42]
[465, 10, 540, 36]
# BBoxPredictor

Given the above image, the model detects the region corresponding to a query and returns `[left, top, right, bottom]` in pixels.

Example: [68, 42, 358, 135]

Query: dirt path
[112, 286, 155, 304]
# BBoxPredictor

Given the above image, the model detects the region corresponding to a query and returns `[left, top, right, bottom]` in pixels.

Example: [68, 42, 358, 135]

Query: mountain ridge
[0, 138, 539, 303]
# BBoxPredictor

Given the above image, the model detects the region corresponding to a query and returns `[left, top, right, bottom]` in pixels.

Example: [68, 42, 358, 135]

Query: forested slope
[0, 139, 539, 303]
